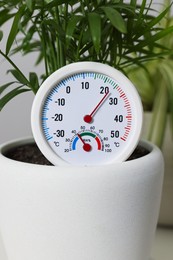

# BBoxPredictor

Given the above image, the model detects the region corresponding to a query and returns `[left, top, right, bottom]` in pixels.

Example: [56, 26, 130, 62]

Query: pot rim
[0, 136, 162, 168]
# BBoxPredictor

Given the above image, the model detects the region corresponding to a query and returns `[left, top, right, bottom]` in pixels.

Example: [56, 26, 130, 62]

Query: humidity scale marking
[31, 62, 143, 166]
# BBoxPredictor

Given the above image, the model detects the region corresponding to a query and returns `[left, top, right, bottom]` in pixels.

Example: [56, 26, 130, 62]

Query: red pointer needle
[77, 134, 92, 152]
[84, 91, 109, 123]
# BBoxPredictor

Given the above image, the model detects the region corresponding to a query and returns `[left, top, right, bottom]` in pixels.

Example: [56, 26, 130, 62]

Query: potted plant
[0, 1, 171, 260]
[128, 0, 173, 226]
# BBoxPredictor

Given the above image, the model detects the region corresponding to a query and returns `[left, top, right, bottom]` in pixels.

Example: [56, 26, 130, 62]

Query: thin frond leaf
[101, 6, 127, 33]
[6, 5, 25, 55]
[0, 87, 30, 111]
[7, 69, 29, 85]
[88, 12, 101, 54]
[0, 82, 16, 95]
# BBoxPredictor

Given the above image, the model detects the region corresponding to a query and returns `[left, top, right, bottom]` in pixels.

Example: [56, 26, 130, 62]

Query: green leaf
[148, 4, 172, 29]
[101, 6, 127, 33]
[0, 10, 14, 26]
[130, 0, 137, 6]
[46, 0, 74, 9]
[0, 82, 16, 95]
[35, 52, 43, 66]
[6, 6, 25, 55]
[29, 72, 39, 93]
[0, 49, 31, 89]
[26, 0, 33, 11]
[88, 12, 101, 54]
[0, 30, 3, 41]
[139, 0, 147, 17]
[134, 26, 173, 51]
[0, 87, 30, 111]
[66, 15, 82, 47]
[7, 69, 29, 85]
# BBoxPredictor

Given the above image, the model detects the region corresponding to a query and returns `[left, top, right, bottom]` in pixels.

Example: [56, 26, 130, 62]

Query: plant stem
[55, 6, 66, 68]
[40, 0, 49, 77]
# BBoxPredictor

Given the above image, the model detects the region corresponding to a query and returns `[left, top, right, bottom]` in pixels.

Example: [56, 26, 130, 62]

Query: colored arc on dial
[72, 132, 102, 151]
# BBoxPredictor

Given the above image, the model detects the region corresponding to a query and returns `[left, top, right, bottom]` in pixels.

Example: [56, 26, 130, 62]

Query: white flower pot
[142, 112, 173, 225]
[0, 137, 163, 260]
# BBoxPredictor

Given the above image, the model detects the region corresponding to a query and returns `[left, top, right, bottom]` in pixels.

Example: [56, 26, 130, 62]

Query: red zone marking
[120, 93, 125, 98]
[95, 136, 102, 150]
[117, 87, 132, 142]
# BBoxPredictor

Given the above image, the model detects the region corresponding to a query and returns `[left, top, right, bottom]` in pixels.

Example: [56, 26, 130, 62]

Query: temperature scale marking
[117, 87, 133, 142]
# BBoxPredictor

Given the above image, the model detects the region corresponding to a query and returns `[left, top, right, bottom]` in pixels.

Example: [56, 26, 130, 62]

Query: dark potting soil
[5, 143, 53, 165]
[4, 142, 149, 165]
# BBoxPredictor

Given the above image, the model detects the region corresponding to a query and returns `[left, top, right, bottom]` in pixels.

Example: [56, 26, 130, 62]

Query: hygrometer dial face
[31, 62, 143, 166]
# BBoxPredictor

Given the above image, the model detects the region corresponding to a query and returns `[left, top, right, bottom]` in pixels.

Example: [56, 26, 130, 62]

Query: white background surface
[151, 227, 173, 260]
